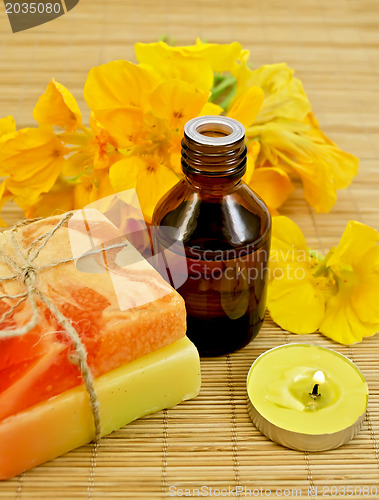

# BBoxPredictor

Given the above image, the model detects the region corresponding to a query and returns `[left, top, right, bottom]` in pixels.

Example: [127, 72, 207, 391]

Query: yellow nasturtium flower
[226, 86, 295, 212]
[242, 138, 294, 214]
[268, 216, 330, 333]
[32, 79, 118, 176]
[33, 78, 82, 132]
[249, 119, 359, 212]
[73, 169, 115, 209]
[0, 128, 67, 209]
[268, 216, 379, 344]
[135, 40, 245, 93]
[109, 155, 179, 223]
[83, 57, 210, 217]
[231, 63, 359, 213]
[321, 221, 379, 344]
[84, 60, 158, 113]
[0, 41, 361, 224]
[233, 63, 311, 123]
[0, 79, 121, 221]
[170, 39, 246, 74]
[149, 79, 209, 130]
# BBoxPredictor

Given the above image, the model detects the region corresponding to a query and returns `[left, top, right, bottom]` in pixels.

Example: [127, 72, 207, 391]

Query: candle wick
[310, 383, 320, 398]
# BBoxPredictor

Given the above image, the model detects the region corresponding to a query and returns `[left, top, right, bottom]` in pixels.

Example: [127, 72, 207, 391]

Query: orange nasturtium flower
[268, 216, 379, 344]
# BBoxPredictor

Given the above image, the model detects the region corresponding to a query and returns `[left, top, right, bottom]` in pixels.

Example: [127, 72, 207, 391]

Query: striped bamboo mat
[0, 0, 379, 498]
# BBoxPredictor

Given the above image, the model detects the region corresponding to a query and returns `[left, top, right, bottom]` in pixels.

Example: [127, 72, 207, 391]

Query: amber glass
[152, 116, 271, 356]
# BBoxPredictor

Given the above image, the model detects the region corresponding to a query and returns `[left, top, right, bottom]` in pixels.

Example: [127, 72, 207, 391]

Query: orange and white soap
[0, 210, 200, 479]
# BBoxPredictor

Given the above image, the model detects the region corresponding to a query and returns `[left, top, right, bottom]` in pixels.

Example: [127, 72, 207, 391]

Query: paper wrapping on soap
[0, 192, 187, 422]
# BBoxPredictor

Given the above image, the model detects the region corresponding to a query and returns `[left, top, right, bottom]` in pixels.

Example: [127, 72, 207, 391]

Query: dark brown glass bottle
[152, 116, 271, 356]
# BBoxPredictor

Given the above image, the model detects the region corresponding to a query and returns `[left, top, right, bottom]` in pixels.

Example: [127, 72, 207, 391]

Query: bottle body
[152, 116, 271, 356]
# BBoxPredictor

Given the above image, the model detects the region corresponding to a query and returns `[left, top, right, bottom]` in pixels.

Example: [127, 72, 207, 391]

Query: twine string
[0, 211, 129, 442]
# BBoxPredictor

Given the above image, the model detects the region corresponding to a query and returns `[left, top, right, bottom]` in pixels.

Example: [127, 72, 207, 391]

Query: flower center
[144, 155, 159, 174]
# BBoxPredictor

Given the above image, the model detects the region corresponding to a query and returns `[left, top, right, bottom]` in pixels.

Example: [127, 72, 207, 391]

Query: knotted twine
[0, 211, 129, 441]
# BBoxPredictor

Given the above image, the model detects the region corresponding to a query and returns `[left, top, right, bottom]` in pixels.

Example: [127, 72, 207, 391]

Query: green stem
[219, 89, 236, 110]
[211, 75, 236, 101]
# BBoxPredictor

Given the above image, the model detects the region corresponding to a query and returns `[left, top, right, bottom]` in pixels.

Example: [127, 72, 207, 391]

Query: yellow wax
[0, 336, 200, 480]
[247, 344, 368, 435]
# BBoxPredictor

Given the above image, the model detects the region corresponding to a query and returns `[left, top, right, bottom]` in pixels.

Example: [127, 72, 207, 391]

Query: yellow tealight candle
[247, 344, 368, 451]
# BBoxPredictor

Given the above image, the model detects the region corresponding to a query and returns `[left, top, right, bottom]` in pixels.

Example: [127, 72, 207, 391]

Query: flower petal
[135, 41, 214, 92]
[268, 271, 325, 334]
[199, 102, 223, 116]
[74, 175, 99, 208]
[84, 61, 158, 112]
[352, 280, 379, 324]
[294, 158, 337, 213]
[0, 181, 12, 227]
[33, 79, 82, 132]
[186, 40, 244, 73]
[249, 166, 295, 211]
[243, 141, 261, 185]
[63, 152, 89, 178]
[305, 113, 359, 190]
[94, 107, 144, 149]
[27, 179, 75, 218]
[109, 155, 178, 223]
[73, 170, 115, 209]
[271, 215, 308, 254]
[150, 79, 209, 129]
[320, 287, 379, 344]
[0, 128, 66, 205]
[250, 120, 356, 213]
[0, 116, 16, 139]
[267, 216, 326, 333]
[136, 41, 244, 74]
[109, 156, 142, 193]
[325, 220, 379, 270]
[138, 162, 179, 223]
[233, 63, 311, 124]
[227, 86, 264, 128]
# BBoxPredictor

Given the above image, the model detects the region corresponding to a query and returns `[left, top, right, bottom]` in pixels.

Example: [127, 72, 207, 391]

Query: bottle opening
[197, 122, 233, 138]
[184, 115, 245, 146]
[181, 116, 247, 179]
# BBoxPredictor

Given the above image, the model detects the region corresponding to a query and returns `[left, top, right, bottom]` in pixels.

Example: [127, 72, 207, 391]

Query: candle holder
[246, 344, 368, 452]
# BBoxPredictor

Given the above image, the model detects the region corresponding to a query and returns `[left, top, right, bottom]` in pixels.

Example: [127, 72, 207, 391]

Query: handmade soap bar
[0, 336, 200, 480]
[0, 208, 200, 479]
[0, 209, 186, 421]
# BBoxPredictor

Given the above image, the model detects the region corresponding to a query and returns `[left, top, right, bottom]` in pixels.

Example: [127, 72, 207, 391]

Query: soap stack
[0, 209, 200, 479]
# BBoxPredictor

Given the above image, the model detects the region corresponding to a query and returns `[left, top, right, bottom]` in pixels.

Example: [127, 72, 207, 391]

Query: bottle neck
[181, 116, 247, 190]
[184, 174, 243, 194]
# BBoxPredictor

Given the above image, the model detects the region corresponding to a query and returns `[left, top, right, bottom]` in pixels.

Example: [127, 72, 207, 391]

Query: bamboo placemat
[0, 0, 379, 498]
